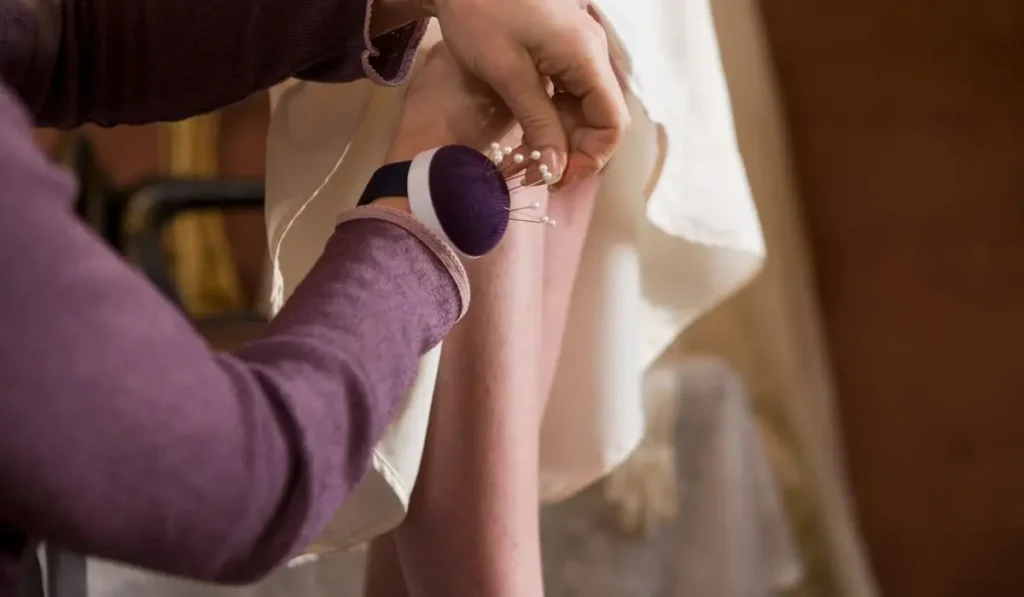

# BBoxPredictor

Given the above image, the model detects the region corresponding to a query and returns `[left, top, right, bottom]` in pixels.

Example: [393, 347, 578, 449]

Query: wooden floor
[759, 2, 1024, 595]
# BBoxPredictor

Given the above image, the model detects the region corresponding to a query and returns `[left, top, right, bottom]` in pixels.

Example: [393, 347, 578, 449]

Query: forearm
[0, 83, 465, 581]
[0, 0, 428, 127]
[0, 220, 463, 583]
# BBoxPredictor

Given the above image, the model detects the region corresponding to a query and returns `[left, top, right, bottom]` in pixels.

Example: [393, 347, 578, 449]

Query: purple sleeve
[0, 0, 427, 127]
[0, 84, 459, 582]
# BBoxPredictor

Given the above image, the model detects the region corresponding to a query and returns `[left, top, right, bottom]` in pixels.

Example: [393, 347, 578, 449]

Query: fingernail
[535, 147, 565, 185]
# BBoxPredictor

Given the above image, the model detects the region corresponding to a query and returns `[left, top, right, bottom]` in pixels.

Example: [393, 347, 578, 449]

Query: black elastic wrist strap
[357, 161, 413, 206]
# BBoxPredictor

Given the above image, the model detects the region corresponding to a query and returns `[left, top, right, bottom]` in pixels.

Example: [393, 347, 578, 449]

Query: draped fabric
[263, 0, 764, 557]
[82, 2, 879, 597]
[669, 0, 878, 593]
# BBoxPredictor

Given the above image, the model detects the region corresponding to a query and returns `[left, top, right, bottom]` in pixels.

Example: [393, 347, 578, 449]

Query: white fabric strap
[407, 148, 456, 256]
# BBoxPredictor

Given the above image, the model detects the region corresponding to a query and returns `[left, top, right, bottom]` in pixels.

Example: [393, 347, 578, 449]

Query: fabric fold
[264, 1, 765, 557]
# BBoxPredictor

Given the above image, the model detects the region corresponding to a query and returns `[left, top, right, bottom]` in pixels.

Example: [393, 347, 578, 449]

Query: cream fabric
[675, 0, 878, 593]
[264, 0, 764, 557]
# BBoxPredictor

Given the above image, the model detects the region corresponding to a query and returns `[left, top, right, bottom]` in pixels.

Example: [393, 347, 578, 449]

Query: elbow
[125, 533, 300, 587]
[193, 475, 323, 586]
[183, 521, 310, 586]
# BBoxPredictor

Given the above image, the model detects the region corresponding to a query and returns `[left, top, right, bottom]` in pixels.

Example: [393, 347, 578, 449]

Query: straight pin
[505, 201, 542, 212]
[510, 215, 556, 227]
[508, 178, 549, 191]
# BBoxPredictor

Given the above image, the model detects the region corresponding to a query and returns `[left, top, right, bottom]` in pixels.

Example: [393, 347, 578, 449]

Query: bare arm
[0, 0, 428, 127]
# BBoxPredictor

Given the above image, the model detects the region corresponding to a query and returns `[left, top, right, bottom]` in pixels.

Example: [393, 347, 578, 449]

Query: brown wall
[760, 2, 1024, 595]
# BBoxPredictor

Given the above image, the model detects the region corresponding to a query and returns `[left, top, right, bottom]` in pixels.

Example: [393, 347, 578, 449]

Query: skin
[375, 0, 630, 188]
[365, 42, 601, 597]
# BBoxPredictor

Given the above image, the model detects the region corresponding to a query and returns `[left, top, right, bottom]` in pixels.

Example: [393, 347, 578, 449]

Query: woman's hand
[425, 0, 629, 188]
[388, 42, 604, 189]
[380, 43, 516, 214]
[386, 43, 518, 163]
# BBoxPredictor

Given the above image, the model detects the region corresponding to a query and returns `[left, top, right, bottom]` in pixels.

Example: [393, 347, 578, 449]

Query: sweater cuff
[337, 205, 470, 320]
[360, 1, 429, 85]
[297, 1, 427, 85]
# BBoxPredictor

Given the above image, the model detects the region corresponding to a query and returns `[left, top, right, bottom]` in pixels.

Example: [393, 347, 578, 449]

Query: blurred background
[32, 0, 1024, 596]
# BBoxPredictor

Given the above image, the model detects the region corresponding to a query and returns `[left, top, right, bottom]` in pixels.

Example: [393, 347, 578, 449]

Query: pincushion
[358, 145, 511, 258]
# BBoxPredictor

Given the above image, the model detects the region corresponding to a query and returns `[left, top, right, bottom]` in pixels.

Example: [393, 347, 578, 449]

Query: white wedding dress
[262, 0, 764, 555]
[78, 3, 890, 597]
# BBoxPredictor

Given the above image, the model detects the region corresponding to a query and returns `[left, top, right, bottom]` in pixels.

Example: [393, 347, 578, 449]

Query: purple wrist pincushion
[358, 145, 510, 258]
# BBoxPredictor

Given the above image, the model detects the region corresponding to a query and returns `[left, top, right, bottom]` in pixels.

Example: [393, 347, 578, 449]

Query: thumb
[483, 50, 569, 182]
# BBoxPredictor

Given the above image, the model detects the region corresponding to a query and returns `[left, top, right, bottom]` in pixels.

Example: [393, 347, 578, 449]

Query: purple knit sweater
[0, 0, 450, 593]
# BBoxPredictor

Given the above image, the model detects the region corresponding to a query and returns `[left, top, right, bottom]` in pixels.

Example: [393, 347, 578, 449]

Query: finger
[568, 65, 629, 184]
[482, 48, 568, 183]
[547, 16, 630, 185]
[498, 144, 560, 188]
[577, 10, 630, 114]
[498, 92, 587, 189]
[539, 93, 609, 190]
[496, 144, 536, 178]
[548, 93, 608, 190]
[585, 5, 630, 93]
